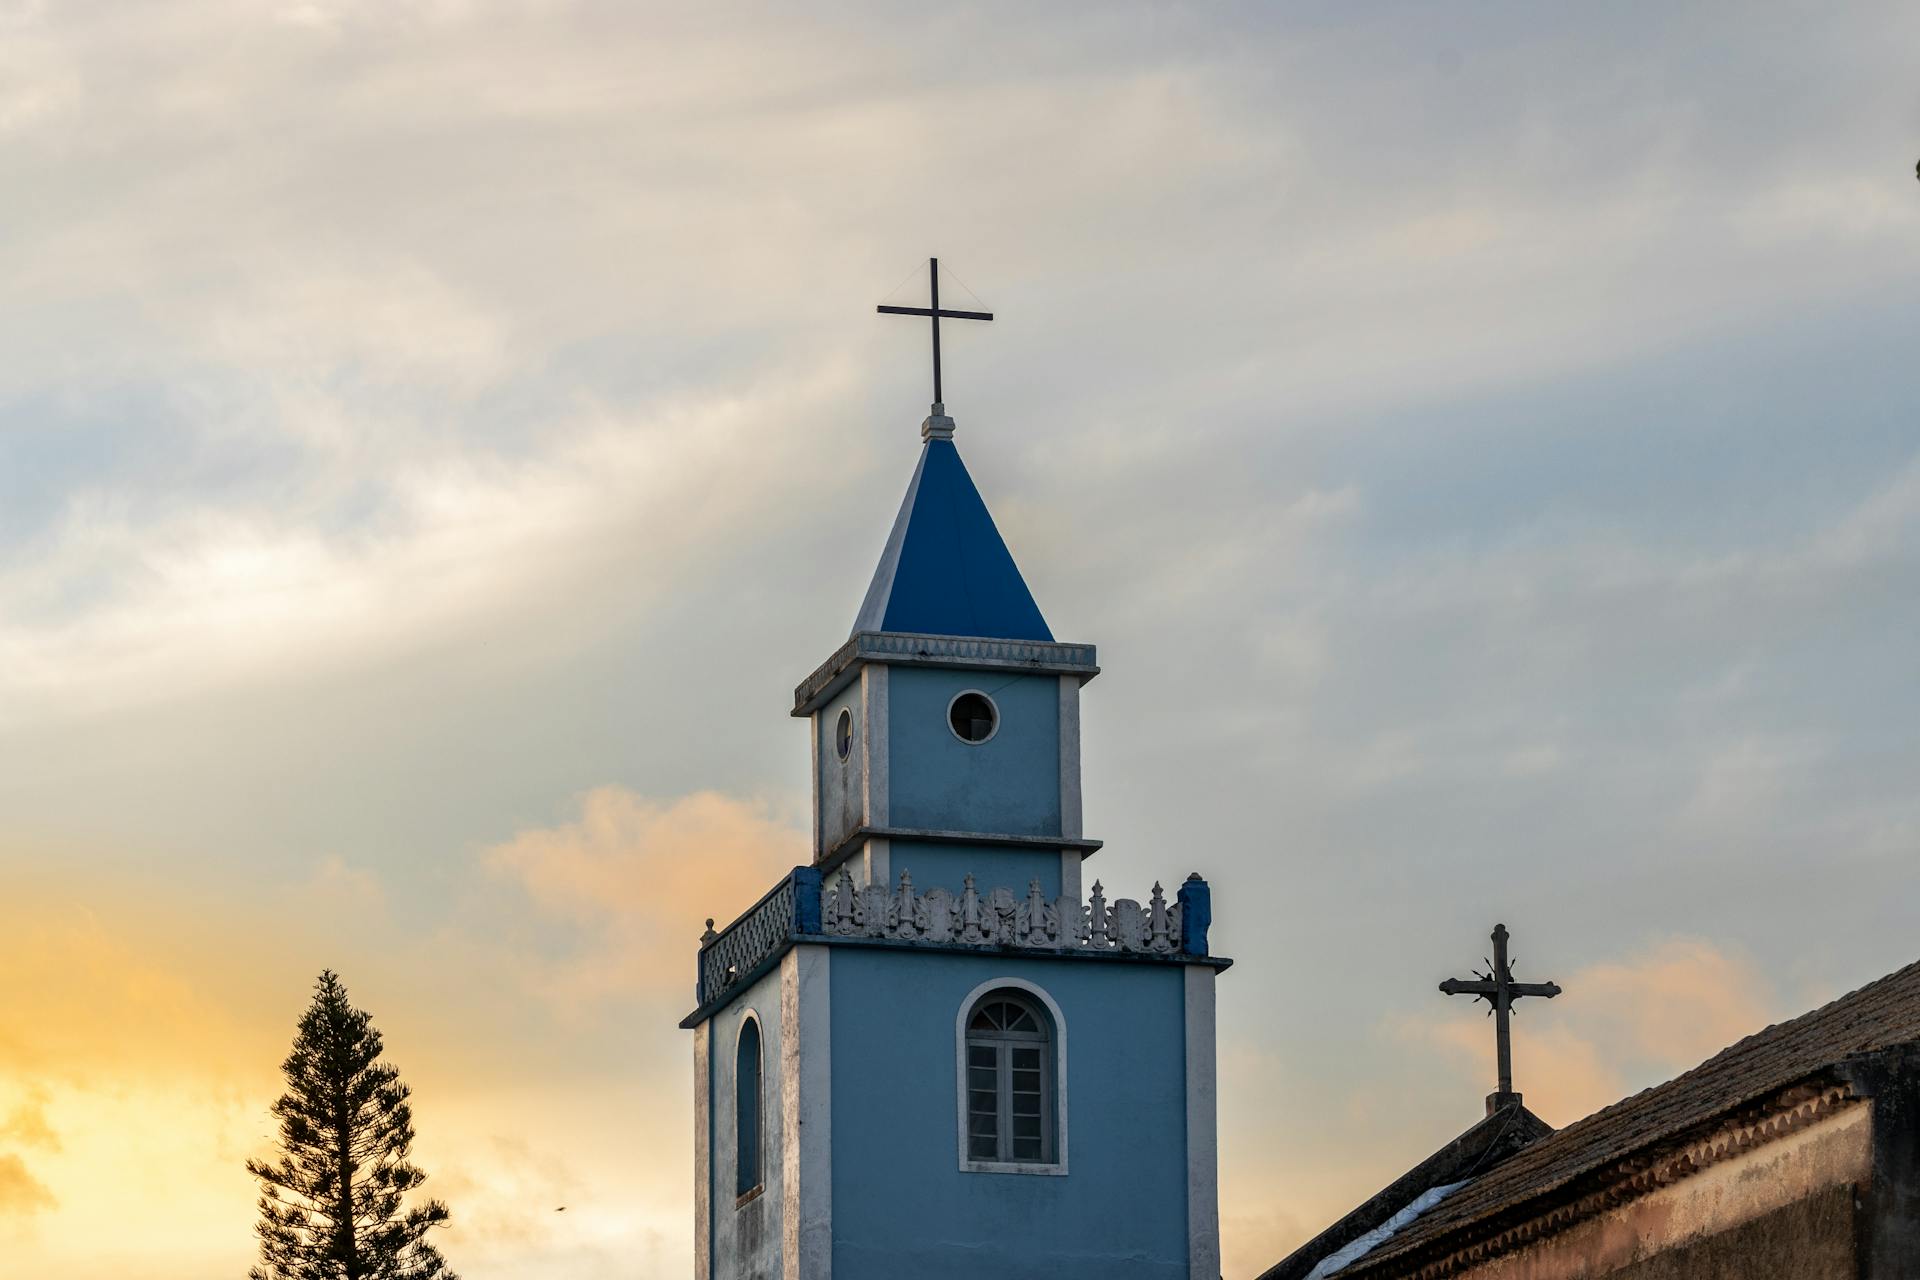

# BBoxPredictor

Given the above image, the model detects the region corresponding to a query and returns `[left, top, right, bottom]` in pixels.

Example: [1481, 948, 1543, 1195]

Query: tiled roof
[1342, 956, 1920, 1275]
[1258, 1103, 1551, 1280]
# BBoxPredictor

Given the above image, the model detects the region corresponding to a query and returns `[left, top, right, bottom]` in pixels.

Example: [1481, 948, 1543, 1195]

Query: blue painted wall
[886, 667, 1060, 837]
[828, 947, 1189, 1280]
[888, 839, 1062, 901]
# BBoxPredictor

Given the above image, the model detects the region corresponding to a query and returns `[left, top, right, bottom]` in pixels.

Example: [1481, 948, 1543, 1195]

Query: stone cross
[876, 257, 992, 408]
[1440, 922, 1562, 1113]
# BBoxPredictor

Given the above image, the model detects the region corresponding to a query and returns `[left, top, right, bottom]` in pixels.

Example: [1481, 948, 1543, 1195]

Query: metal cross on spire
[1439, 923, 1562, 1115]
[876, 257, 992, 411]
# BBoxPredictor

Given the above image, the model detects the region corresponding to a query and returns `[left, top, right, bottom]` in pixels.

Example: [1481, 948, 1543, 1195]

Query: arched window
[735, 1017, 762, 1197]
[963, 991, 1055, 1165]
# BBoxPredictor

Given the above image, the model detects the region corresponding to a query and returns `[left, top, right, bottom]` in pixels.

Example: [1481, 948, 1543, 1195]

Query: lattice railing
[697, 872, 804, 1006]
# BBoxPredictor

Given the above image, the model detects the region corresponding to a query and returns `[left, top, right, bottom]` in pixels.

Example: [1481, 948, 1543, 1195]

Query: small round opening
[835, 708, 853, 762]
[947, 691, 999, 744]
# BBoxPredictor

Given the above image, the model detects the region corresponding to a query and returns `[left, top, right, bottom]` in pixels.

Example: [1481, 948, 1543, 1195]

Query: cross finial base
[1485, 1090, 1524, 1117]
[921, 403, 955, 442]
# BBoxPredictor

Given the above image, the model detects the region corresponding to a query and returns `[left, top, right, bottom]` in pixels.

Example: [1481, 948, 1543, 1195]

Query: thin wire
[940, 261, 991, 311]
[877, 260, 927, 307]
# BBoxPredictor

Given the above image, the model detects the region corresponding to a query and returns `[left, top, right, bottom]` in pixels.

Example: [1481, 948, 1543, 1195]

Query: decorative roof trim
[1343, 1080, 1861, 1279]
[793, 631, 1099, 716]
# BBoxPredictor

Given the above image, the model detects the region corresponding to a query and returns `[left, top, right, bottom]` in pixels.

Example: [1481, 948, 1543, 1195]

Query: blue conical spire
[852, 415, 1052, 642]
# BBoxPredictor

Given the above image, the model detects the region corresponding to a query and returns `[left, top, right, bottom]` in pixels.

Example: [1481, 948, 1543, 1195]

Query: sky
[1, 1, 1917, 1276]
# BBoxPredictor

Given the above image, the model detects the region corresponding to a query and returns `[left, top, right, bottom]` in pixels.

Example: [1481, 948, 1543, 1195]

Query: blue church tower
[682, 398, 1229, 1280]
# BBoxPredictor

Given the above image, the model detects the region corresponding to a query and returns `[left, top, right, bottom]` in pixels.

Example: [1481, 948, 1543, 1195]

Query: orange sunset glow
[4, 4, 1918, 1278]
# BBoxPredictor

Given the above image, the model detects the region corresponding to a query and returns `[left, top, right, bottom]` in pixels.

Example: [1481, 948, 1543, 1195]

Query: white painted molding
[953, 976, 1069, 1177]
[793, 632, 1099, 717]
[781, 947, 832, 1280]
[1058, 675, 1082, 839]
[810, 709, 824, 859]
[861, 663, 888, 829]
[861, 837, 890, 891]
[694, 1022, 712, 1280]
[1184, 966, 1221, 1279]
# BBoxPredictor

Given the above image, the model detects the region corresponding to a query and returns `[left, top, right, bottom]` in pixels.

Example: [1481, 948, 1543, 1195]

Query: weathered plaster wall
[816, 682, 866, 856]
[886, 667, 1061, 837]
[1450, 1103, 1870, 1280]
[1605, 1184, 1856, 1280]
[708, 968, 787, 1280]
[828, 947, 1190, 1280]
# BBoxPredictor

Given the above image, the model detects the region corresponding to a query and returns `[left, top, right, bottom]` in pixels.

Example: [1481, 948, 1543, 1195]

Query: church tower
[683, 316, 1228, 1280]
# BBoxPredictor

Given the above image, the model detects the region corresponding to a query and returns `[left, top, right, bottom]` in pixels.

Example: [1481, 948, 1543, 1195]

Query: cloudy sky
[2, 2, 1917, 1276]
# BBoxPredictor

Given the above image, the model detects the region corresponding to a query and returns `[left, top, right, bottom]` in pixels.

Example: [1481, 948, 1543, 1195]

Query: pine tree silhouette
[247, 970, 458, 1280]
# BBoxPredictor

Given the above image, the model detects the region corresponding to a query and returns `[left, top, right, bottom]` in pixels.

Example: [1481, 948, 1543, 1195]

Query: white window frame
[945, 688, 1001, 745]
[954, 977, 1068, 1176]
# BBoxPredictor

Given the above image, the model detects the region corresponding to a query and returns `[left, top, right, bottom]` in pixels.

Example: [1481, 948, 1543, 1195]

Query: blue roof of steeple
[852, 436, 1053, 642]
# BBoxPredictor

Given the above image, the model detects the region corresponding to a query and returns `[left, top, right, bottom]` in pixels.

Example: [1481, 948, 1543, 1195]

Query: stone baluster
[958, 874, 989, 944]
[1021, 878, 1048, 946]
[893, 870, 918, 939]
[1147, 881, 1171, 953]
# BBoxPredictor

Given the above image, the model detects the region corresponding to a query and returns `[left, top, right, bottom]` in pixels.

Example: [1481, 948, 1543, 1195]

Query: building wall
[816, 681, 867, 856]
[826, 946, 1190, 1280]
[886, 667, 1061, 837]
[1605, 1184, 1856, 1280]
[886, 838, 1062, 900]
[1449, 1103, 1870, 1280]
[708, 968, 787, 1280]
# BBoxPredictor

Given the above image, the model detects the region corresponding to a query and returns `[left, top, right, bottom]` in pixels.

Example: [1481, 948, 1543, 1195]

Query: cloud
[0, 370, 848, 730]
[0, 1088, 58, 1153]
[1396, 937, 1776, 1126]
[1216, 936, 1783, 1276]
[0, 1154, 55, 1219]
[485, 787, 807, 1003]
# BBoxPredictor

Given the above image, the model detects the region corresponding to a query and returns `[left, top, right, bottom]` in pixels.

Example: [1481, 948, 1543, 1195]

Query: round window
[947, 691, 999, 744]
[835, 708, 853, 762]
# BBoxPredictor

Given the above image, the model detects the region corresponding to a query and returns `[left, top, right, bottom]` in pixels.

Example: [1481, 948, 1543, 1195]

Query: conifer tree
[247, 970, 458, 1280]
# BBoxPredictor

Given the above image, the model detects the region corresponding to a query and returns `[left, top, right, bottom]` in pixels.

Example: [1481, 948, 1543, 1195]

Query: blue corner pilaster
[792, 865, 823, 935]
[1178, 873, 1211, 957]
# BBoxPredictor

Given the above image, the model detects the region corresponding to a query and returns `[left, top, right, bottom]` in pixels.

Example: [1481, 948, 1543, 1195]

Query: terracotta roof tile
[1343, 955, 1920, 1275]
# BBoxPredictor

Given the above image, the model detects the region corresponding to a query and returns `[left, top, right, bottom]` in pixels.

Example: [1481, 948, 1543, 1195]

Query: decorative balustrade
[696, 866, 1212, 1009]
[821, 872, 1183, 955]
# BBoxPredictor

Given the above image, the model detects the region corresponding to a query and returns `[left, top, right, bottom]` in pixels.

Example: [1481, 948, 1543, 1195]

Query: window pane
[962, 995, 1057, 1167]
[736, 1021, 762, 1195]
